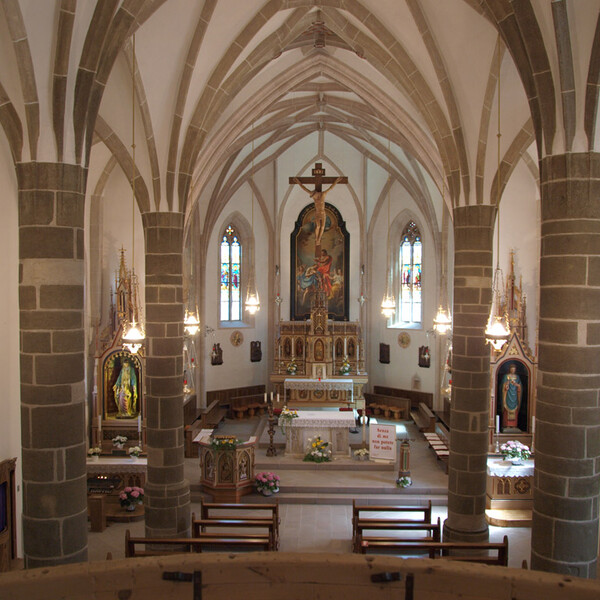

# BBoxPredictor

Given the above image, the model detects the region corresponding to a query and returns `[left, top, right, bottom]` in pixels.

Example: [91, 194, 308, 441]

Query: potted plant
[255, 471, 280, 496]
[500, 440, 531, 465]
[119, 486, 144, 512]
[128, 445, 142, 460]
[87, 447, 102, 461]
[303, 436, 331, 463]
[353, 448, 369, 461]
[112, 435, 127, 449]
[396, 476, 412, 488]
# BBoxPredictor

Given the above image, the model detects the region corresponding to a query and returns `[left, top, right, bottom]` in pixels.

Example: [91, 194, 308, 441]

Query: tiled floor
[87, 417, 533, 569]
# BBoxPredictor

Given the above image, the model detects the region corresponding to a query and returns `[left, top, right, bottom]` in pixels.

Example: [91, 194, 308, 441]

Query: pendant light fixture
[381, 137, 396, 319]
[433, 184, 452, 335]
[245, 122, 260, 315]
[122, 33, 145, 354]
[485, 49, 509, 351]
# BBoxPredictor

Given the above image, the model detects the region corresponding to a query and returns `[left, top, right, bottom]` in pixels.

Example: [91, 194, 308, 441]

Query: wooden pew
[359, 535, 509, 567]
[124, 529, 271, 557]
[411, 401, 437, 432]
[199, 500, 280, 549]
[192, 515, 276, 551]
[352, 500, 433, 552]
[354, 517, 441, 553]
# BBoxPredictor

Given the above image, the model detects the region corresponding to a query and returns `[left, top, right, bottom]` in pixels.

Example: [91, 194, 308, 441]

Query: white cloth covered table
[282, 410, 355, 458]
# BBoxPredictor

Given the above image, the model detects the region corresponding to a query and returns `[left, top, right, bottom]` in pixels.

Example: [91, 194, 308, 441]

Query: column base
[443, 518, 489, 543]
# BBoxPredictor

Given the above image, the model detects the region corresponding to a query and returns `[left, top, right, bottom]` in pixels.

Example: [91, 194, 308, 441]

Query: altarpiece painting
[290, 202, 349, 321]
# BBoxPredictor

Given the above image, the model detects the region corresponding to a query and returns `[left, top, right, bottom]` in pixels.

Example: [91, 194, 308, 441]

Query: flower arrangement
[128, 445, 142, 458]
[119, 486, 144, 509]
[210, 436, 240, 452]
[396, 476, 412, 488]
[87, 446, 101, 457]
[500, 440, 531, 463]
[286, 357, 298, 374]
[112, 435, 127, 448]
[303, 436, 331, 463]
[255, 471, 280, 494]
[339, 357, 351, 375]
[353, 448, 369, 459]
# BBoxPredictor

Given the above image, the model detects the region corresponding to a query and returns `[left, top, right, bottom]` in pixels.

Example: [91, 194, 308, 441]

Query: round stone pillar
[17, 162, 88, 567]
[142, 212, 190, 538]
[443, 205, 495, 543]
[531, 152, 600, 577]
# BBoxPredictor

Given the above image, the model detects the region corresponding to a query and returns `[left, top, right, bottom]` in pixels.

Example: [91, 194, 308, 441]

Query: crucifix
[289, 162, 348, 257]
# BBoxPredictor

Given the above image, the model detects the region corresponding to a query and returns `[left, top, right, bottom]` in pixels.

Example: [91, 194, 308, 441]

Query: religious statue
[292, 176, 344, 246]
[501, 363, 522, 431]
[113, 359, 138, 417]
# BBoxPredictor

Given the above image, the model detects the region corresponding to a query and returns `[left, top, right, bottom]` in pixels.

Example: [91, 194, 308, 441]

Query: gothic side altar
[282, 410, 356, 458]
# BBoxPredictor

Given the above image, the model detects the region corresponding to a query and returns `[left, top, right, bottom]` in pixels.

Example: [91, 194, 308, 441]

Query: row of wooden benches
[126, 501, 280, 557]
[352, 500, 508, 566]
[125, 499, 508, 566]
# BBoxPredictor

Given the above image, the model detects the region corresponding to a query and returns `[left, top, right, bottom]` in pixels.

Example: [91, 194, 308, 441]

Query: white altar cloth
[487, 457, 534, 477]
[282, 410, 355, 457]
[283, 377, 355, 404]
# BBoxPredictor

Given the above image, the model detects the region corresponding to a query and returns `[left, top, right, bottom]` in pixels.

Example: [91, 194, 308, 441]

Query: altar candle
[138, 415, 141, 432]
[344, 337, 347, 356]
[277, 393, 280, 404]
[356, 343, 360, 366]
[291, 337, 295, 358]
[264, 392, 267, 404]
[495, 415, 500, 434]
[98, 415, 102, 434]
[271, 391, 274, 402]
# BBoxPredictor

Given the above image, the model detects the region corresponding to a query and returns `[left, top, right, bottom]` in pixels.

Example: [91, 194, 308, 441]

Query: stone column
[443, 204, 495, 543]
[17, 162, 88, 567]
[531, 152, 600, 577]
[143, 212, 190, 538]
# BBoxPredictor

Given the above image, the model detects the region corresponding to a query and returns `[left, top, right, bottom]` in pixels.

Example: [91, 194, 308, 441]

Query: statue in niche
[501, 363, 522, 431]
[314, 339, 324, 361]
[335, 339, 343, 357]
[295, 338, 303, 359]
[348, 338, 355, 358]
[113, 357, 138, 417]
[284, 338, 292, 358]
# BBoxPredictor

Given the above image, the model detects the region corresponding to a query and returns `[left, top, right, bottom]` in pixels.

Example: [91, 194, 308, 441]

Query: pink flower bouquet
[255, 471, 280, 494]
[119, 485, 144, 508]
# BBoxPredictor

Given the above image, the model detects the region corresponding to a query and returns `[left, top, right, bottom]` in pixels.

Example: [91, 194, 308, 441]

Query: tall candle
[271, 391, 274, 402]
[264, 392, 267, 404]
[356, 343, 360, 372]
[277, 393, 280, 404]
[98, 414, 102, 434]
[344, 337, 347, 356]
[495, 415, 500, 434]
[291, 338, 295, 358]
[138, 415, 142, 432]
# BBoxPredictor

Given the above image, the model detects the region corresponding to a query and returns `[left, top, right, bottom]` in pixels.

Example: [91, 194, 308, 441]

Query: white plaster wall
[0, 134, 22, 556]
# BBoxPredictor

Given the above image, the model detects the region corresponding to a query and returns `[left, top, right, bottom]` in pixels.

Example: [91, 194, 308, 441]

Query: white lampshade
[485, 313, 509, 350]
[245, 291, 260, 315]
[433, 306, 452, 334]
[380, 294, 396, 318]
[123, 320, 145, 354]
[183, 309, 200, 336]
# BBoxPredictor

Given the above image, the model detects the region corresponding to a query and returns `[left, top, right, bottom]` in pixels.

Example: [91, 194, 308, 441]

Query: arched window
[399, 221, 422, 324]
[220, 225, 241, 321]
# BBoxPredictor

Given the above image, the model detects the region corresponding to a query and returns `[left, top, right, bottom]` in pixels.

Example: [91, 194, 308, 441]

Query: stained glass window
[220, 225, 241, 321]
[399, 221, 422, 324]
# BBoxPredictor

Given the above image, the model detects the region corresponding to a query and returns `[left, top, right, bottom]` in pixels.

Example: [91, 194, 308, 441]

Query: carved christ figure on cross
[289, 163, 348, 252]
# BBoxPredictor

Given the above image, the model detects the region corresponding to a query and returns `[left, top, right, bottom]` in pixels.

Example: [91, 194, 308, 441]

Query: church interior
[1, 0, 600, 595]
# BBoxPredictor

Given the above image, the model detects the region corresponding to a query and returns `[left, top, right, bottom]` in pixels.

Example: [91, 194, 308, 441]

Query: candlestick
[264, 392, 267, 403]
[495, 415, 500, 434]
[98, 414, 102, 433]
[138, 415, 142, 432]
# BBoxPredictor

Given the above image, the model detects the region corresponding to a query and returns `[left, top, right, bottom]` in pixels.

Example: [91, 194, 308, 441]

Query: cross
[289, 163, 348, 257]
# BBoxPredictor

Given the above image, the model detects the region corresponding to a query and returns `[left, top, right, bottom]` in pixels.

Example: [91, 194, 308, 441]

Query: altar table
[282, 410, 356, 458]
[486, 457, 533, 510]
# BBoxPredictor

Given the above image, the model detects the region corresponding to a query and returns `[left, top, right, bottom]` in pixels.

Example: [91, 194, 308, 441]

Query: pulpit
[199, 440, 255, 502]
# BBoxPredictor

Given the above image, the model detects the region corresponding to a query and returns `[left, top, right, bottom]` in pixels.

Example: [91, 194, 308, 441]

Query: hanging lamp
[122, 33, 145, 354]
[485, 49, 509, 351]
[381, 137, 396, 319]
[245, 122, 260, 315]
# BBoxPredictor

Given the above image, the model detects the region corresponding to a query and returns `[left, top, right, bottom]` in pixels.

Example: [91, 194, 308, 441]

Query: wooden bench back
[352, 499, 432, 524]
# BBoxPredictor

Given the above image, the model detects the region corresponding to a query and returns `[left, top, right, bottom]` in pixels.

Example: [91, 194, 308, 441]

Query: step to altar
[485, 509, 532, 528]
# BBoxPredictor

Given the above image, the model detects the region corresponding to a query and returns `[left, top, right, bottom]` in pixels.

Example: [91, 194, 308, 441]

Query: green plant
[396, 476, 412, 488]
[128, 445, 142, 457]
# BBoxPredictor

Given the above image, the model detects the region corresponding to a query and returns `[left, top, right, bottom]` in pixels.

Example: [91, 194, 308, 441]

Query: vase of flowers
[87, 447, 101, 461]
[353, 448, 369, 461]
[339, 357, 351, 375]
[210, 436, 240, 452]
[303, 436, 331, 463]
[119, 486, 144, 511]
[500, 440, 531, 465]
[255, 471, 280, 496]
[128, 446, 142, 461]
[278, 406, 299, 434]
[112, 435, 127, 450]
[286, 358, 298, 375]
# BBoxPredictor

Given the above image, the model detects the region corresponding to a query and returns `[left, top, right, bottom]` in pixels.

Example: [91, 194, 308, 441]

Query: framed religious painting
[290, 202, 349, 321]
